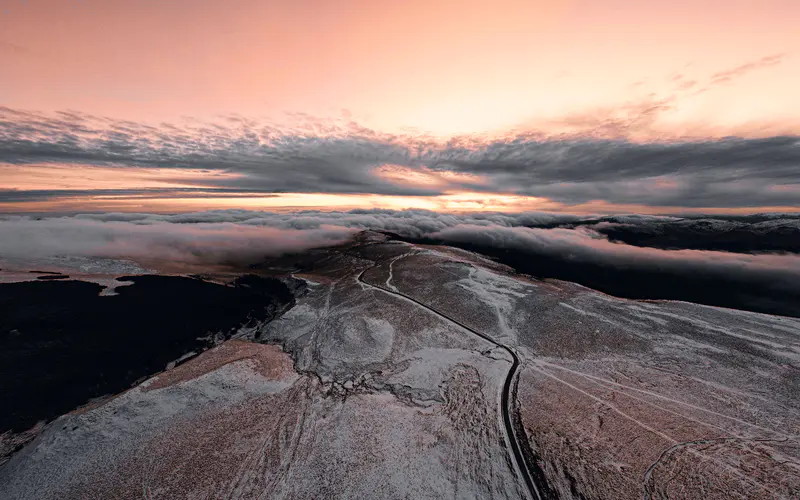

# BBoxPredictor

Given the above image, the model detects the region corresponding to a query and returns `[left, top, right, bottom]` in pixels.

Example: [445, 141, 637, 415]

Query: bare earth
[1, 235, 798, 499]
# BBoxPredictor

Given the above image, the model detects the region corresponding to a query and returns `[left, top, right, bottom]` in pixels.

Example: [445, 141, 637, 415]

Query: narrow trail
[356, 264, 547, 500]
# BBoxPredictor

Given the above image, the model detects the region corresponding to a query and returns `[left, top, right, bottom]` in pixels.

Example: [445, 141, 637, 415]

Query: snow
[2, 240, 798, 499]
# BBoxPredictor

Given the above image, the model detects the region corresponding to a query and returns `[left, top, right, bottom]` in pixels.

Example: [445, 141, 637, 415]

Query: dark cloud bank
[1, 107, 800, 208]
[2, 209, 799, 318]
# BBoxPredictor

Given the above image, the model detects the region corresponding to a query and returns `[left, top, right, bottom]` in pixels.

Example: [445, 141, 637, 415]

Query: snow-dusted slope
[378, 240, 800, 499]
[1, 236, 798, 499]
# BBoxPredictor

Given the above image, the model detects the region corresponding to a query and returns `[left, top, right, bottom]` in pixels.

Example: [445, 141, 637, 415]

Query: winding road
[356, 263, 547, 500]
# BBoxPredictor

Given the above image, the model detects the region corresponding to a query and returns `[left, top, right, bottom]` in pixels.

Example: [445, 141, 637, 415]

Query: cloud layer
[1, 209, 799, 317]
[0, 214, 357, 270]
[1, 107, 799, 210]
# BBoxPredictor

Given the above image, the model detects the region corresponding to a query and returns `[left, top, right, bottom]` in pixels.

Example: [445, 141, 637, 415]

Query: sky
[1, 0, 798, 214]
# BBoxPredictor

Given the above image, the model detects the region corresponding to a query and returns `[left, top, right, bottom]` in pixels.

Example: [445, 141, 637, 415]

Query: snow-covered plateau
[1, 233, 798, 499]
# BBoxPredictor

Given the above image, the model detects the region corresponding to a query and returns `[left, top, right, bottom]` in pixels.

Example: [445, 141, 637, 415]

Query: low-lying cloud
[2, 210, 799, 318]
[3, 209, 798, 268]
[431, 224, 800, 290]
[0, 215, 357, 271]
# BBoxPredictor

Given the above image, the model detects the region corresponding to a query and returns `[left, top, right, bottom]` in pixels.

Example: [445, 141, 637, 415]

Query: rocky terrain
[1, 233, 798, 499]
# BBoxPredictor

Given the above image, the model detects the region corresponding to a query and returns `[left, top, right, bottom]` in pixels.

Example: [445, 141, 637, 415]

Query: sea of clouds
[0, 209, 797, 278]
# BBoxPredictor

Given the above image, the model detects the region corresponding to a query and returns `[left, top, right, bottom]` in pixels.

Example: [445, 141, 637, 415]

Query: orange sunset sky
[1, 0, 798, 213]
